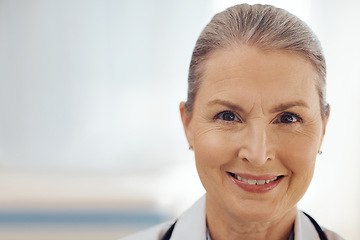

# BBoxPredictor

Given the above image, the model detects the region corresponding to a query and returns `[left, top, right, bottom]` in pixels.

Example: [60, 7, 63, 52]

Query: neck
[206, 196, 297, 240]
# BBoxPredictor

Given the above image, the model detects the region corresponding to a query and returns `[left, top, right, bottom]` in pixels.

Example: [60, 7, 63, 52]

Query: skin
[180, 46, 329, 240]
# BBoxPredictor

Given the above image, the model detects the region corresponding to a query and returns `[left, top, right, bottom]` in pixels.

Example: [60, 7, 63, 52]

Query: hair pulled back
[185, 4, 328, 118]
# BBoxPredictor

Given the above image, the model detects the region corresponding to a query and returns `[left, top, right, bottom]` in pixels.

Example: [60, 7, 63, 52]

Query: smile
[227, 172, 284, 185]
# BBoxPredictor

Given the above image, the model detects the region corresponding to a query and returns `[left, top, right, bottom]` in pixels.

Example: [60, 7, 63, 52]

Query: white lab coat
[120, 195, 344, 240]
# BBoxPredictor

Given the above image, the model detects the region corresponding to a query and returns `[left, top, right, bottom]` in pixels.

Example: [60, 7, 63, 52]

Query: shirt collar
[170, 195, 207, 240]
[170, 195, 321, 240]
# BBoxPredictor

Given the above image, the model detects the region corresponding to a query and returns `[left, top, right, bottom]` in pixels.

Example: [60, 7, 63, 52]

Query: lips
[227, 172, 284, 193]
[228, 172, 283, 185]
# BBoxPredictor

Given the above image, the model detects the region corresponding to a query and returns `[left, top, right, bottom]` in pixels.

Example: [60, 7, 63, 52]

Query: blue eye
[275, 112, 302, 124]
[215, 111, 241, 122]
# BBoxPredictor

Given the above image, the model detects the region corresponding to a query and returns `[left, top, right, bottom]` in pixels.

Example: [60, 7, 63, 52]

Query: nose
[238, 121, 269, 166]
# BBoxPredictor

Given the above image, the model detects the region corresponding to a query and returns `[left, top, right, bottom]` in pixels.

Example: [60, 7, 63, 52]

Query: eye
[274, 112, 302, 124]
[215, 111, 241, 122]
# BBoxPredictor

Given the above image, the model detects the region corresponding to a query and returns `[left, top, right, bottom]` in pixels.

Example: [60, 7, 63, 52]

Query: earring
[318, 150, 322, 155]
[189, 146, 193, 151]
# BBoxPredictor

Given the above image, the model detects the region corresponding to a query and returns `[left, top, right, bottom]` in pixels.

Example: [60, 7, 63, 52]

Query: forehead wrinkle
[200, 47, 318, 118]
[247, 97, 265, 118]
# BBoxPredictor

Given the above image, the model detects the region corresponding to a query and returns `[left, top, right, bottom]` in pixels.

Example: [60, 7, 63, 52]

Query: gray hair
[185, 4, 329, 119]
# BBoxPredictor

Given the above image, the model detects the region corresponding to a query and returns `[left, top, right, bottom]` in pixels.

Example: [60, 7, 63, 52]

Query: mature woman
[122, 4, 344, 240]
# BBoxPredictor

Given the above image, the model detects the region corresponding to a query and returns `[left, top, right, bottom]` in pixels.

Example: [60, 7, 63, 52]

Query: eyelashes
[214, 111, 242, 122]
[214, 111, 303, 124]
[273, 112, 303, 124]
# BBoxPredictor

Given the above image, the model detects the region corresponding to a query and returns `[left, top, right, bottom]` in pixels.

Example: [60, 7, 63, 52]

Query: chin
[226, 195, 292, 223]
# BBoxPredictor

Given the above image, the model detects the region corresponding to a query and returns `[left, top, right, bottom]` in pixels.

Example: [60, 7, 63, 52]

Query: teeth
[248, 179, 257, 185]
[256, 180, 266, 185]
[235, 174, 279, 185]
[270, 176, 278, 182]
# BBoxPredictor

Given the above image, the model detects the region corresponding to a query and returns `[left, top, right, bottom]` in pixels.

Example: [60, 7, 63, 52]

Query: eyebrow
[207, 99, 245, 113]
[207, 99, 309, 113]
[269, 100, 309, 113]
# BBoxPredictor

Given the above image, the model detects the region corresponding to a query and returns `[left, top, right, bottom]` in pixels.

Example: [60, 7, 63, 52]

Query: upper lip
[227, 172, 284, 180]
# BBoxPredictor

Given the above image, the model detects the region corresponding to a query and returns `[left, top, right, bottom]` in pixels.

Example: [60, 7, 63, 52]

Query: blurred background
[0, 0, 358, 239]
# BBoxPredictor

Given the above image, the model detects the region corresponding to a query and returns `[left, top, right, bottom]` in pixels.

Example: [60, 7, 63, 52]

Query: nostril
[237, 147, 269, 166]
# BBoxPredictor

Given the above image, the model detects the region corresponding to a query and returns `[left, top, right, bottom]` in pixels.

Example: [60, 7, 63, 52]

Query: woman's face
[180, 46, 328, 222]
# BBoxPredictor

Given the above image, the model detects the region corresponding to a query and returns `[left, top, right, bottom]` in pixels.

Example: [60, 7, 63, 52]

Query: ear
[180, 102, 194, 148]
[319, 105, 330, 150]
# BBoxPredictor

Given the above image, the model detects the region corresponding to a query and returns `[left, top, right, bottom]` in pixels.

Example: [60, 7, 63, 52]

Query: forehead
[197, 46, 319, 111]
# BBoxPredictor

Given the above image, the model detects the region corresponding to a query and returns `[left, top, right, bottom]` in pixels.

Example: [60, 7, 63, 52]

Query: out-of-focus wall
[0, 0, 211, 239]
[0, 0, 213, 172]
[0, 0, 358, 239]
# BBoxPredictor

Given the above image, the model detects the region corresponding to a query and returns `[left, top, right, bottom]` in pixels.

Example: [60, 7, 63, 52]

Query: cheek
[277, 132, 318, 198]
[195, 134, 222, 171]
[194, 129, 234, 167]
[194, 130, 234, 185]
[280, 141, 316, 177]
[275, 124, 322, 171]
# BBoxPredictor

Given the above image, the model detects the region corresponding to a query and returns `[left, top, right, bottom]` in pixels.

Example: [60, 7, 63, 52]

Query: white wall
[0, 0, 212, 172]
[0, 1, 212, 239]
[0, 0, 358, 239]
